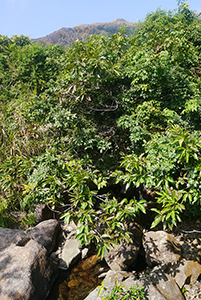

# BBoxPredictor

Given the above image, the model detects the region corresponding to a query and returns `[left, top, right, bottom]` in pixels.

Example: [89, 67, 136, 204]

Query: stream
[46, 254, 110, 300]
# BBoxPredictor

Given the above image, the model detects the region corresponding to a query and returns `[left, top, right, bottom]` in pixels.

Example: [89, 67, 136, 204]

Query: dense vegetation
[1, 2, 201, 256]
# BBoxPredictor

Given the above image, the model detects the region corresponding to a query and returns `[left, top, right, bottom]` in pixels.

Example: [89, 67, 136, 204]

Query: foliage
[98, 279, 145, 300]
[115, 125, 201, 229]
[0, 4, 201, 253]
[61, 160, 146, 258]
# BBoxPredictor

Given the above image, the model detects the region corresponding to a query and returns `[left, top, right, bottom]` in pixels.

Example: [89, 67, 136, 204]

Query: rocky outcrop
[0, 227, 30, 251]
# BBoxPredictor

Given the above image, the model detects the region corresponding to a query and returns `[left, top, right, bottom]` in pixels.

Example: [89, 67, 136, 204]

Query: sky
[0, 0, 201, 39]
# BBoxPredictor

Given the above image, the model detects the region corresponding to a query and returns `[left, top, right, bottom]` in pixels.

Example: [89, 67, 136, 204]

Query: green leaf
[150, 216, 162, 229]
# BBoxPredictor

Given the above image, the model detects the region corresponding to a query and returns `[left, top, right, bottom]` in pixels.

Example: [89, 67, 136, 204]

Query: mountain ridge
[32, 18, 136, 47]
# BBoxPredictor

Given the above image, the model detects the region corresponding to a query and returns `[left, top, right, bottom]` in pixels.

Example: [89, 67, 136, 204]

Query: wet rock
[169, 259, 201, 288]
[143, 231, 182, 267]
[29, 219, 60, 255]
[60, 238, 81, 269]
[104, 222, 143, 270]
[0, 239, 56, 300]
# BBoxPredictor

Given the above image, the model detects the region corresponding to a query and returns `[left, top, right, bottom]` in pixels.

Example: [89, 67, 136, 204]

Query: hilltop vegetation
[1, 3, 201, 256]
[33, 19, 136, 47]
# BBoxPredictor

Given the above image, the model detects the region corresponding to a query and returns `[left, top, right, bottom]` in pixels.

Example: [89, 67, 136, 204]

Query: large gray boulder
[29, 219, 60, 255]
[0, 220, 60, 300]
[0, 239, 55, 300]
[84, 272, 167, 300]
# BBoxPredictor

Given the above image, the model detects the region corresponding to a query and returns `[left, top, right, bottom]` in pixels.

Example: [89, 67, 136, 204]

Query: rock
[29, 219, 60, 255]
[0, 227, 30, 251]
[81, 248, 89, 259]
[169, 259, 201, 288]
[85, 272, 167, 300]
[181, 242, 201, 263]
[63, 221, 77, 234]
[184, 280, 201, 300]
[0, 221, 60, 300]
[150, 267, 185, 300]
[35, 203, 53, 222]
[123, 276, 167, 300]
[83, 285, 112, 300]
[60, 238, 81, 269]
[103, 270, 131, 284]
[143, 231, 182, 267]
[104, 222, 143, 270]
[0, 239, 56, 300]
[83, 270, 127, 300]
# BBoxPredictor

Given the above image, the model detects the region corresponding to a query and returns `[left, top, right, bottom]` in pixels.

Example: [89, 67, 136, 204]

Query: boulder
[104, 222, 143, 270]
[83, 285, 112, 300]
[181, 242, 201, 263]
[123, 276, 167, 300]
[0, 220, 60, 300]
[0, 227, 30, 251]
[60, 238, 82, 269]
[35, 203, 53, 222]
[102, 270, 131, 284]
[0, 239, 56, 300]
[84, 273, 167, 300]
[168, 259, 201, 288]
[83, 270, 128, 300]
[183, 280, 201, 299]
[150, 267, 185, 300]
[143, 231, 182, 267]
[29, 219, 60, 255]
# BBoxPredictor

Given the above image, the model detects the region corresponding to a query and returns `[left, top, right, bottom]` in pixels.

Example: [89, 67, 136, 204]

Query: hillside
[32, 18, 136, 46]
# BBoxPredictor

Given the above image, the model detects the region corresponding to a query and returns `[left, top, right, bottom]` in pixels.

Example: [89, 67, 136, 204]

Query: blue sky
[0, 0, 201, 39]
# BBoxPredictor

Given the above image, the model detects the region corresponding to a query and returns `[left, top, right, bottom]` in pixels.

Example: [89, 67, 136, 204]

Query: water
[46, 254, 109, 300]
